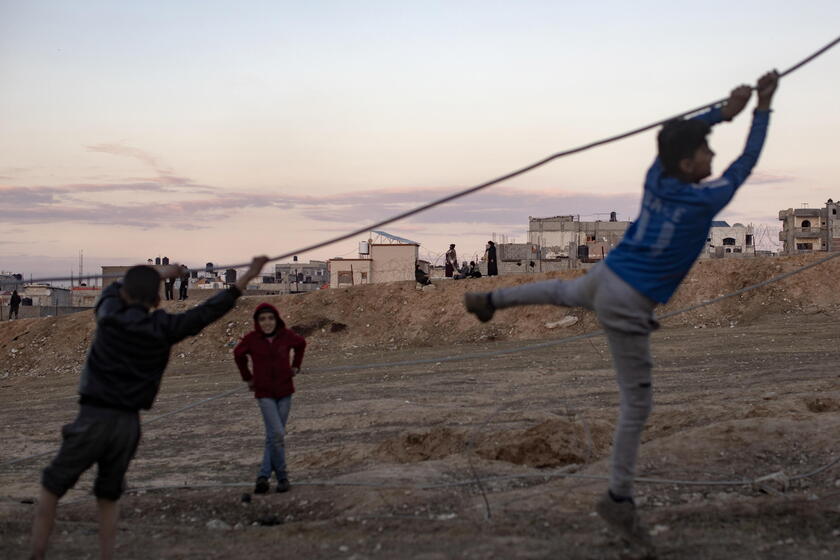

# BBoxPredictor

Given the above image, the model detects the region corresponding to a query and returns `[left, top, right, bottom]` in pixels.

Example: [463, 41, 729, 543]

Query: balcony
[792, 227, 821, 238]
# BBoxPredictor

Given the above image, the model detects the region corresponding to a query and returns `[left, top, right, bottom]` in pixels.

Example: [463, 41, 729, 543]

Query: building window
[796, 243, 813, 250]
[801, 220, 811, 228]
[745, 234, 753, 246]
[725, 248, 732, 253]
[734, 247, 742, 253]
[722, 237, 736, 246]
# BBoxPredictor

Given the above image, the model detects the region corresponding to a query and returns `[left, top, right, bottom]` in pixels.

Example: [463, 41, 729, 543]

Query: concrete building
[328, 231, 419, 288]
[22, 285, 72, 307]
[193, 277, 226, 290]
[778, 199, 840, 253]
[101, 264, 184, 298]
[527, 213, 631, 261]
[275, 260, 328, 293]
[71, 286, 102, 307]
[702, 221, 755, 258]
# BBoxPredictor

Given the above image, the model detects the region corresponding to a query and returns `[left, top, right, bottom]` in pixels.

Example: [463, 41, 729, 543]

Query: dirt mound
[2, 254, 840, 380]
[376, 419, 614, 469]
[475, 419, 613, 468]
[376, 427, 466, 463]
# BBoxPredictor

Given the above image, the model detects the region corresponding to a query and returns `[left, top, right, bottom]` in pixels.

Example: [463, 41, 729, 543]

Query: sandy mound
[377, 419, 614, 469]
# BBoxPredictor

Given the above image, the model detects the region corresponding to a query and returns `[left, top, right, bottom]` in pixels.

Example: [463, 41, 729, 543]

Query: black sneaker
[254, 476, 270, 495]
[276, 479, 291, 493]
[464, 292, 495, 322]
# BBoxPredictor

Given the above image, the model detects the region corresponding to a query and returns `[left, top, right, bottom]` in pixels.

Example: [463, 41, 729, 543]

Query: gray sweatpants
[491, 263, 659, 497]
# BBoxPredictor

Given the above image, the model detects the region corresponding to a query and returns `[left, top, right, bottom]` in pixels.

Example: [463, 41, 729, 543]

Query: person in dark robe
[486, 241, 498, 276]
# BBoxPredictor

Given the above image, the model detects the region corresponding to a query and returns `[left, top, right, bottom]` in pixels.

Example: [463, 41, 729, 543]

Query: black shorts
[41, 405, 140, 501]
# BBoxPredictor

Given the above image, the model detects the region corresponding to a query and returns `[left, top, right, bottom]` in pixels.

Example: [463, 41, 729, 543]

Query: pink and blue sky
[2, 1, 839, 279]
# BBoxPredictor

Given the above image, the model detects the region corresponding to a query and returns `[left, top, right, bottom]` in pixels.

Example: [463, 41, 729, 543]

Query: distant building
[71, 286, 102, 307]
[22, 285, 72, 307]
[193, 277, 226, 290]
[275, 260, 328, 293]
[527, 213, 631, 261]
[328, 231, 419, 288]
[0, 273, 24, 292]
[702, 221, 754, 258]
[101, 264, 182, 298]
[778, 199, 840, 253]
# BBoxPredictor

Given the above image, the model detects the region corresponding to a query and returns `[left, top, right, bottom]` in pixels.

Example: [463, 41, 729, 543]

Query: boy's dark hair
[122, 266, 161, 306]
[657, 119, 711, 176]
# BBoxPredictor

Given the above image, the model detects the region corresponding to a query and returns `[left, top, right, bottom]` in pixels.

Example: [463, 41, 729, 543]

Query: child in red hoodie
[234, 303, 306, 494]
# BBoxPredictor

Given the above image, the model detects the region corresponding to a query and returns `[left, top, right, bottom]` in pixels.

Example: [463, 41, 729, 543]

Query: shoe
[254, 476, 270, 494]
[596, 492, 655, 556]
[276, 479, 291, 493]
[464, 292, 495, 323]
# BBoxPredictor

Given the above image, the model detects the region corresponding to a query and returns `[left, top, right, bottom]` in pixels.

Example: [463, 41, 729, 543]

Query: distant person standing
[9, 289, 21, 320]
[164, 277, 175, 301]
[445, 244, 457, 278]
[485, 241, 498, 276]
[178, 265, 190, 300]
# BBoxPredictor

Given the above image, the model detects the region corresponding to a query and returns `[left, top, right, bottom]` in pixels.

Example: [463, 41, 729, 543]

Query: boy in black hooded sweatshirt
[234, 303, 306, 494]
[31, 256, 268, 560]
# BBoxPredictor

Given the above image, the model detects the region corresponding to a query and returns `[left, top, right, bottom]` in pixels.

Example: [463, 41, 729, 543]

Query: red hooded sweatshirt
[233, 303, 306, 399]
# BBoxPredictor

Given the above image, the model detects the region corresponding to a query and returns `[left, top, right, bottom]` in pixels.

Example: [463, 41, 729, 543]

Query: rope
[22, 34, 840, 286]
[54, 454, 840, 508]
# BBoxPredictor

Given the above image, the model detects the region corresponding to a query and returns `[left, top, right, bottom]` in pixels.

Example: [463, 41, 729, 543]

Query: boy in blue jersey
[465, 71, 779, 554]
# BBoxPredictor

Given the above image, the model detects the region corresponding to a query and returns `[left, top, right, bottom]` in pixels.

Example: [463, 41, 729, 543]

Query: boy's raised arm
[719, 71, 779, 191]
[163, 256, 269, 343]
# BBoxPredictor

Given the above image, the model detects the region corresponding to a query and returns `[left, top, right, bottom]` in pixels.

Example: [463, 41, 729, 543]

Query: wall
[370, 244, 417, 283]
[528, 217, 630, 257]
[328, 259, 372, 288]
[1, 305, 90, 320]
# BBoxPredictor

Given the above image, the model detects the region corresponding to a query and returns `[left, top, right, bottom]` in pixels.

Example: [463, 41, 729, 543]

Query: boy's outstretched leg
[30, 487, 59, 560]
[465, 270, 599, 322]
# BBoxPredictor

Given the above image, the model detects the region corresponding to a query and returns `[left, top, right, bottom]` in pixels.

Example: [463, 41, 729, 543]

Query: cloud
[745, 171, 796, 185]
[0, 181, 644, 233]
[87, 143, 165, 171]
[295, 186, 643, 228]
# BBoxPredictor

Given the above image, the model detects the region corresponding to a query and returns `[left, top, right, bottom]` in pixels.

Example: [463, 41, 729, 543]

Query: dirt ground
[1, 254, 839, 559]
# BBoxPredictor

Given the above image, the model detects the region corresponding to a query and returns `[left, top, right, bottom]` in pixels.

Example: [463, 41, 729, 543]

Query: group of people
[163, 264, 191, 301]
[30, 70, 779, 559]
[442, 241, 498, 280]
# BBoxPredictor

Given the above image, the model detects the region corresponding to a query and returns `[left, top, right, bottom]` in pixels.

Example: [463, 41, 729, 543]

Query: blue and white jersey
[605, 107, 771, 303]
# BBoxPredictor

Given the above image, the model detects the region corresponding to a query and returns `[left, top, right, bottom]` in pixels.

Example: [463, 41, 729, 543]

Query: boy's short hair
[122, 265, 161, 306]
[657, 119, 711, 176]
